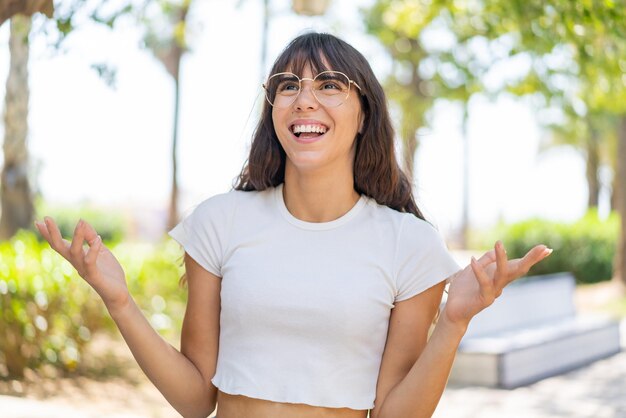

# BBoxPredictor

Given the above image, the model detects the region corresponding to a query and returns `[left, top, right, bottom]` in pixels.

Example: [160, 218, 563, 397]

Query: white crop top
[168, 184, 460, 410]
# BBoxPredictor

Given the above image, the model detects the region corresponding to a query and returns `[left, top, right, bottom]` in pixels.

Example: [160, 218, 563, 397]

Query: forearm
[378, 314, 467, 418]
[108, 297, 215, 418]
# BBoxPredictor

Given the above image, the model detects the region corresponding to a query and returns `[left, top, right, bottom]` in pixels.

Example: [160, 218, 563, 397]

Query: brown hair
[234, 32, 425, 221]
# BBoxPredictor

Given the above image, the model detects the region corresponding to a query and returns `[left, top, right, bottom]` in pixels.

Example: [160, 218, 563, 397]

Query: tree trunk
[158, 3, 189, 232]
[260, 0, 269, 83]
[610, 170, 618, 213]
[0, 15, 34, 240]
[614, 115, 626, 288]
[460, 106, 470, 249]
[586, 125, 600, 209]
[401, 58, 423, 189]
[166, 53, 182, 232]
[0, 0, 53, 26]
[402, 123, 418, 184]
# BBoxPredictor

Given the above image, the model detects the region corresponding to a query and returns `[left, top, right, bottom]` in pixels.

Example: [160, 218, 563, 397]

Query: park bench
[448, 272, 622, 389]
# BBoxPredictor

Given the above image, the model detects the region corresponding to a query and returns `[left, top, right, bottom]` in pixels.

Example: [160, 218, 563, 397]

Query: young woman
[35, 32, 551, 418]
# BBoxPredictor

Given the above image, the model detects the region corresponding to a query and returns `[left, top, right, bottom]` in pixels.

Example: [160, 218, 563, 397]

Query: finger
[494, 241, 509, 289]
[512, 244, 552, 276]
[476, 249, 496, 267]
[80, 220, 100, 245]
[69, 220, 87, 271]
[84, 235, 102, 275]
[471, 256, 495, 303]
[36, 220, 73, 251]
[34, 220, 51, 241]
[43, 217, 71, 258]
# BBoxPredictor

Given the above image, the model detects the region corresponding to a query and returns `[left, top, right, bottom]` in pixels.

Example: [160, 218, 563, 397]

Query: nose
[293, 80, 318, 110]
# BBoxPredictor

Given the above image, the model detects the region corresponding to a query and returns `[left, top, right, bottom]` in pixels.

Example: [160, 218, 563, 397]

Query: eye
[315, 73, 349, 93]
[320, 81, 341, 90]
[276, 79, 300, 94]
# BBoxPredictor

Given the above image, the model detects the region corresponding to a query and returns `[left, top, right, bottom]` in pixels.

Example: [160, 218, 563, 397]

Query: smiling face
[271, 64, 363, 174]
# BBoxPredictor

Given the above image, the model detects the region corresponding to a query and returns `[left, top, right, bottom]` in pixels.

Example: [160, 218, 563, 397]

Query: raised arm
[371, 241, 552, 418]
[35, 217, 218, 418]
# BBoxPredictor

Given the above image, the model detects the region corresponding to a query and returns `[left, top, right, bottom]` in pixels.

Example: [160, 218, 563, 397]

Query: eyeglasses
[263, 71, 362, 108]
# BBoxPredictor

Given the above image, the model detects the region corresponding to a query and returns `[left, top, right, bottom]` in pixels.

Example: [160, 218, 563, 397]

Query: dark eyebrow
[276, 73, 299, 82]
[316, 72, 345, 82]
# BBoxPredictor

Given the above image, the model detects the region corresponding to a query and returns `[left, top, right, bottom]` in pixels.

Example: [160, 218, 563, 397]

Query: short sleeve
[168, 191, 236, 277]
[394, 215, 461, 302]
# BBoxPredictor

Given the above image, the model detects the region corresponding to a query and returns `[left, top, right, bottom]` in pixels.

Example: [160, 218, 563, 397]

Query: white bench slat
[448, 272, 622, 388]
[464, 273, 576, 339]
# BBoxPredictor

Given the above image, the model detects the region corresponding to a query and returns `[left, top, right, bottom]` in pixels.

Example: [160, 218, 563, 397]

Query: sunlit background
[0, 0, 600, 243]
[1, 1, 625, 417]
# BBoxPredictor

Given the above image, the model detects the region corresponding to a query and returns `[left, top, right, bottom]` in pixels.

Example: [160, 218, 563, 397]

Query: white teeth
[293, 124, 327, 134]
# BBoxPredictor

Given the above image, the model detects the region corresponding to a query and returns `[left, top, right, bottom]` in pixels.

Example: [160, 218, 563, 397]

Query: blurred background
[0, 0, 625, 417]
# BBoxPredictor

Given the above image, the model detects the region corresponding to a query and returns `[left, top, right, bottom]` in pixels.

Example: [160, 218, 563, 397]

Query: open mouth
[290, 124, 328, 139]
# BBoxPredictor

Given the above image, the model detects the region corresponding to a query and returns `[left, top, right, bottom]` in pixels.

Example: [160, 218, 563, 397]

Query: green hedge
[474, 210, 619, 284]
[0, 230, 107, 378]
[35, 200, 128, 244]
[115, 238, 187, 338]
[1, 229, 187, 379]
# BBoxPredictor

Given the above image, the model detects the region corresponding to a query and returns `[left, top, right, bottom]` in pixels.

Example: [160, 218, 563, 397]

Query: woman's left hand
[443, 241, 552, 327]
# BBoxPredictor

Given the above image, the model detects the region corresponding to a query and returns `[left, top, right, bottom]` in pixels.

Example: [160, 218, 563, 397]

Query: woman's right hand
[35, 217, 130, 312]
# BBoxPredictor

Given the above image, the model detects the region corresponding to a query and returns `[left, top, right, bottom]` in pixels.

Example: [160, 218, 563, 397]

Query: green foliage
[114, 239, 187, 339]
[1, 229, 187, 378]
[44, 0, 136, 49]
[0, 230, 108, 378]
[363, 0, 489, 181]
[364, 0, 626, 155]
[35, 200, 128, 245]
[363, 0, 626, 285]
[475, 210, 619, 284]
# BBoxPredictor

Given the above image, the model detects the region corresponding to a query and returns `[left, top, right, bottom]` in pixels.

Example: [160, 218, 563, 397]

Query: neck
[282, 163, 360, 223]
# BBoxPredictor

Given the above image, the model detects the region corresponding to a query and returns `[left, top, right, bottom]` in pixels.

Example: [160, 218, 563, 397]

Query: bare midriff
[215, 390, 369, 418]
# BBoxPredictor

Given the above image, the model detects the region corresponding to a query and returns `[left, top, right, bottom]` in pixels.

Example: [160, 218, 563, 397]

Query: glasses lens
[264, 71, 353, 108]
[313, 71, 351, 107]
[265, 73, 300, 108]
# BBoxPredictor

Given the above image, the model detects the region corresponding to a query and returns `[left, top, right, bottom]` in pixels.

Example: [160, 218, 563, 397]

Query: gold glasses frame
[262, 70, 363, 108]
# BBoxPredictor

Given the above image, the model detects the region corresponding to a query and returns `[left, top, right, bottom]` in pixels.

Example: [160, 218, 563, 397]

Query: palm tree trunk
[0, 0, 53, 26]
[0, 15, 34, 240]
[614, 115, 626, 288]
[260, 0, 270, 83]
[402, 124, 418, 183]
[611, 175, 618, 213]
[166, 58, 182, 232]
[460, 106, 470, 249]
[401, 58, 422, 188]
[586, 126, 600, 209]
[161, 2, 190, 232]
